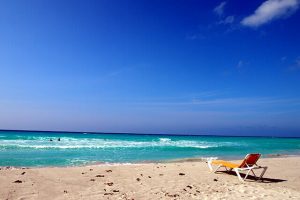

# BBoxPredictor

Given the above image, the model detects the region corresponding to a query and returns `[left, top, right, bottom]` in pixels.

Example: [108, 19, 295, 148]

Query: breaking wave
[0, 137, 237, 150]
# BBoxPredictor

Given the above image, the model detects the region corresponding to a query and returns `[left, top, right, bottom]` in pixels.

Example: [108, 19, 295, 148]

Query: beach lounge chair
[207, 153, 268, 181]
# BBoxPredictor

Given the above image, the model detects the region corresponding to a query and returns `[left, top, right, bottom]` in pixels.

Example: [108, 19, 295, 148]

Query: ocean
[0, 130, 300, 167]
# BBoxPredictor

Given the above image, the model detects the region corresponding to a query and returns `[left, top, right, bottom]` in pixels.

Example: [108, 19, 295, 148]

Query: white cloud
[218, 15, 235, 24]
[214, 1, 227, 16]
[241, 0, 300, 27]
[224, 15, 235, 23]
[213, 2, 235, 26]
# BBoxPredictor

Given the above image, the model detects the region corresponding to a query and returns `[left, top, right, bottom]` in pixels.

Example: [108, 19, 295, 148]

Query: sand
[1, 156, 300, 200]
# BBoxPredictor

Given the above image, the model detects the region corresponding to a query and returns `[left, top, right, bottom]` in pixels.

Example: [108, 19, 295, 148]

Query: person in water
[49, 138, 60, 141]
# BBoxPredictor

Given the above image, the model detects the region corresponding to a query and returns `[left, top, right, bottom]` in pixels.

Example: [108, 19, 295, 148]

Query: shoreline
[1, 153, 299, 169]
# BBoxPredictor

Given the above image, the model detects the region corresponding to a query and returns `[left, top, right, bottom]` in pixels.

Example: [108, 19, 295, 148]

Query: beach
[1, 156, 300, 200]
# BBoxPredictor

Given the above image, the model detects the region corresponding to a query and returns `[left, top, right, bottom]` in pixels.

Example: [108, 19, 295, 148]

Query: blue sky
[0, 0, 300, 136]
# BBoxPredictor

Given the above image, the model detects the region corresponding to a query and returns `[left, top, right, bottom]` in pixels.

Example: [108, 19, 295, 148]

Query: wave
[0, 137, 239, 150]
[159, 138, 172, 142]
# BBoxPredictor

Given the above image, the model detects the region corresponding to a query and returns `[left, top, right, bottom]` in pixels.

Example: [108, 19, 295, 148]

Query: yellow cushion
[212, 160, 240, 169]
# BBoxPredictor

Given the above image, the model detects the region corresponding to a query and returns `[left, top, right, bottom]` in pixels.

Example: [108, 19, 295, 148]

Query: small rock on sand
[136, 178, 141, 181]
[179, 173, 185, 176]
[167, 194, 179, 197]
[13, 180, 22, 183]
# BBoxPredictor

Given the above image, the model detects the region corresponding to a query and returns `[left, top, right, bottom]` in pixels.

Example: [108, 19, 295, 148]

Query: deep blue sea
[0, 130, 300, 167]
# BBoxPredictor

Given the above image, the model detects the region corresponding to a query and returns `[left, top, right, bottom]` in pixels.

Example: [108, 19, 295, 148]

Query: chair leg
[258, 167, 268, 180]
[207, 161, 222, 173]
[207, 160, 213, 172]
[250, 169, 257, 179]
[244, 169, 252, 180]
[234, 168, 244, 181]
[225, 166, 233, 172]
[214, 165, 222, 173]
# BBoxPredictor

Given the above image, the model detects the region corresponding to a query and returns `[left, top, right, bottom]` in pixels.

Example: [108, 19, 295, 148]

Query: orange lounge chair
[207, 153, 268, 181]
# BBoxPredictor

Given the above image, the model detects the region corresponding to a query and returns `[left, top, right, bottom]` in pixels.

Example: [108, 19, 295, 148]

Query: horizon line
[0, 129, 299, 139]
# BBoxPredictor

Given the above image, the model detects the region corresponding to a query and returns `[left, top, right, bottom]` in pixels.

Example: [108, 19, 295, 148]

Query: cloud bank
[241, 0, 299, 27]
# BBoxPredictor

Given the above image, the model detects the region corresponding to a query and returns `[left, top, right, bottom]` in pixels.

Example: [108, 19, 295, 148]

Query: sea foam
[0, 137, 235, 149]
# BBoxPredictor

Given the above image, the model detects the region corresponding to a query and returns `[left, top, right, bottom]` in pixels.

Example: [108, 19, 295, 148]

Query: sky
[0, 0, 300, 136]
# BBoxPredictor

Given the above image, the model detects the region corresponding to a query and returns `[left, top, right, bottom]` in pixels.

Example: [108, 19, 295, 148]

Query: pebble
[14, 180, 22, 183]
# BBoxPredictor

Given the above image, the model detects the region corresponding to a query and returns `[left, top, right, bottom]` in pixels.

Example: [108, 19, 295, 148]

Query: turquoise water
[0, 130, 300, 167]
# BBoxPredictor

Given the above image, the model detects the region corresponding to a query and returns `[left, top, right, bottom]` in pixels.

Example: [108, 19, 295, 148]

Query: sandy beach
[0, 156, 299, 200]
